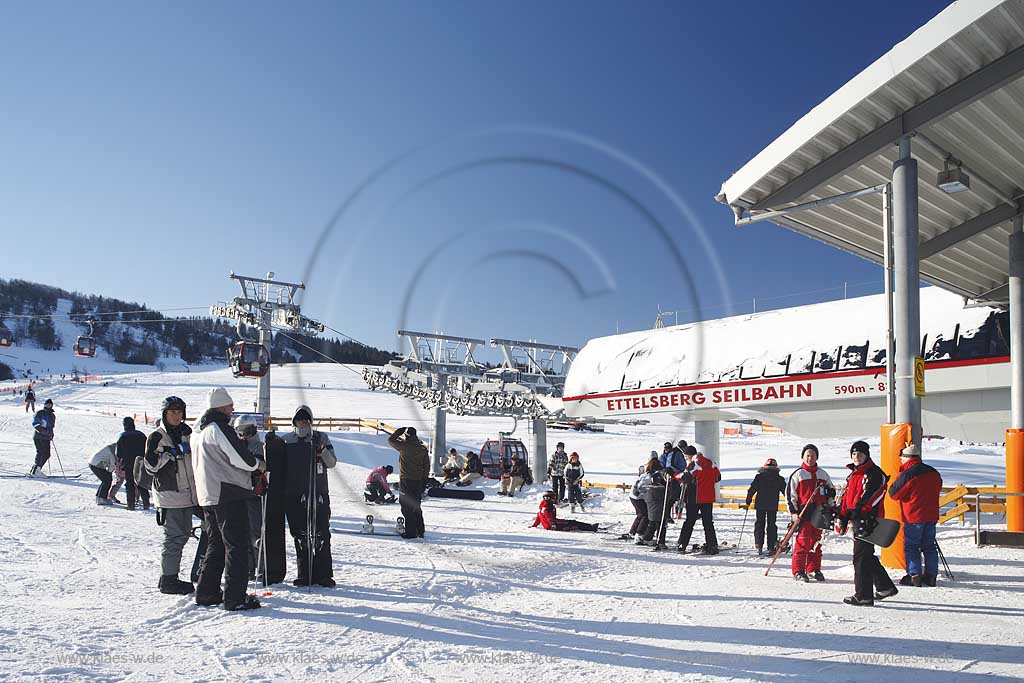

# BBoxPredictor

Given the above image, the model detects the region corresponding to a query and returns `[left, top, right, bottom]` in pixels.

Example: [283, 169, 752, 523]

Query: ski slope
[0, 363, 1021, 683]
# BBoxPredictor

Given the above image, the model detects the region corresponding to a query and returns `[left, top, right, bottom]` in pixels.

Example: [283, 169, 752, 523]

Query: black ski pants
[754, 508, 779, 550]
[676, 503, 701, 548]
[852, 538, 896, 600]
[286, 495, 333, 582]
[120, 456, 139, 510]
[90, 465, 112, 499]
[400, 479, 426, 537]
[628, 497, 649, 537]
[196, 501, 251, 609]
[566, 481, 584, 506]
[33, 435, 51, 468]
[642, 487, 668, 544]
[550, 475, 566, 502]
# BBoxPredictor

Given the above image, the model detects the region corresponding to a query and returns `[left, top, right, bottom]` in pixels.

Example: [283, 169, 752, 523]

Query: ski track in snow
[0, 363, 1022, 682]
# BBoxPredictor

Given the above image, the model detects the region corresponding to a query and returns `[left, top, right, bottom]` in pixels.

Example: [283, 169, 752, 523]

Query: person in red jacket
[888, 443, 943, 587]
[838, 440, 898, 606]
[786, 444, 834, 582]
[691, 447, 721, 554]
[531, 491, 599, 532]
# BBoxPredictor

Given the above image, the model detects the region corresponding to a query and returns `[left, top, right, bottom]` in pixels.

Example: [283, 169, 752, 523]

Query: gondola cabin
[478, 438, 529, 479]
[228, 341, 269, 378]
[0, 325, 12, 348]
[73, 336, 97, 358]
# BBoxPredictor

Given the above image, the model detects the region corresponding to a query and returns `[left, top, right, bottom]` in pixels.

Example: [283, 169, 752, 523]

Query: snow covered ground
[0, 363, 1021, 682]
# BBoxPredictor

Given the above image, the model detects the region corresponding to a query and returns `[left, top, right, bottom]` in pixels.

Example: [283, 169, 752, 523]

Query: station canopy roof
[718, 0, 1024, 306]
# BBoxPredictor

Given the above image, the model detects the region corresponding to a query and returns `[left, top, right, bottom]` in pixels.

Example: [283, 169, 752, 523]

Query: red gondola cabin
[228, 342, 269, 378]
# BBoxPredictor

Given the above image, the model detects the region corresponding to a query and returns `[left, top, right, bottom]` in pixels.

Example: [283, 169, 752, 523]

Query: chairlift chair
[228, 341, 269, 378]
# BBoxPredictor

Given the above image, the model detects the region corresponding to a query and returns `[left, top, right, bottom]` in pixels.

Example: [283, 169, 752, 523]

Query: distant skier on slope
[24, 386, 36, 413]
[28, 399, 56, 477]
[531, 490, 599, 532]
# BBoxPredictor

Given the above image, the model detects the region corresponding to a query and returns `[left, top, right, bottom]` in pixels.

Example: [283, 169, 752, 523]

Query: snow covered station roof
[717, 0, 1024, 306]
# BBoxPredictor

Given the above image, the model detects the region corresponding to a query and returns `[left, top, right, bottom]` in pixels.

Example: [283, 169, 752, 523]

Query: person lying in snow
[531, 491, 598, 532]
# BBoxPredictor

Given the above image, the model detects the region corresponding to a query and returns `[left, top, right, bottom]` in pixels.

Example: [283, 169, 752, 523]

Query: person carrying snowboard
[746, 458, 787, 555]
[531, 490, 599, 532]
[837, 440, 898, 606]
[192, 387, 262, 610]
[388, 426, 430, 539]
[786, 445, 834, 580]
[267, 405, 336, 586]
[28, 399, 55, 477]
[144, 396, 199, 595]
[888, 443, 943, 587]
[547, 442, 569, 502]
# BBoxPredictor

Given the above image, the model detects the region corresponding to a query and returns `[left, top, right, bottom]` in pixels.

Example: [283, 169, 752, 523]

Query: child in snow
[745, 457, 787, 555]
[531, 491, 598, 532]
[564, 452, 586, 512]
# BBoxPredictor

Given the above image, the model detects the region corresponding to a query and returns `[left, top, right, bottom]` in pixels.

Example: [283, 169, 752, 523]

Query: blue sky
[0, 0, 950, 353]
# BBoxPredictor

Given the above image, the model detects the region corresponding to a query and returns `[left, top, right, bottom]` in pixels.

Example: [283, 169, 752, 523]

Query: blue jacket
[660, 447, 686, 471]
[32, 408, 55, 440]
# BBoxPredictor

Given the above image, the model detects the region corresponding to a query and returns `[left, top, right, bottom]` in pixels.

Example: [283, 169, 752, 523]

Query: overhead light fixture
[937, 163, 971, 194]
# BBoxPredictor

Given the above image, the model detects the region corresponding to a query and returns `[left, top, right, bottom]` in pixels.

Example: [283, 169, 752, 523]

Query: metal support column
[257, 313, 272, 421]
[1008, 215, 1024, 531]
[892, 136, 922, 445]
[532, 417, 547, 481]
[433, 372, 447, 475]
[882, 183, 896, 424]
[694, 420, 721, 501]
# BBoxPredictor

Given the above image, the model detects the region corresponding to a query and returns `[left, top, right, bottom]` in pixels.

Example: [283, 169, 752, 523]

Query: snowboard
[806, 503, 836, 531]
[854, 517, 901, 548]
[426, 486, 484, 501]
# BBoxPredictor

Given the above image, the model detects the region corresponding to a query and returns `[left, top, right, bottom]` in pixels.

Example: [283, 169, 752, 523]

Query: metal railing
[974, 491, 1024, 544]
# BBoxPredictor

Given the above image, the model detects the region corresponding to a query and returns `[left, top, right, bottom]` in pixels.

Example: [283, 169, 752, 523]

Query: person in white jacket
[89, 443, 117, 505]
[191, 387, 263, 611]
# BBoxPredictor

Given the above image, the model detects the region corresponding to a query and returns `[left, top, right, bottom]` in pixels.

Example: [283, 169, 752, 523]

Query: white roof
[718, 0, 1024, 305]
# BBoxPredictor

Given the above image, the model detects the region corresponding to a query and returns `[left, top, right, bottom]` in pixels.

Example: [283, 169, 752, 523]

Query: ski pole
[737, 505, 749, 549]
[52, 440, 66, 477]
[935, 540, 954, 581]
[260, 489, 269, 588]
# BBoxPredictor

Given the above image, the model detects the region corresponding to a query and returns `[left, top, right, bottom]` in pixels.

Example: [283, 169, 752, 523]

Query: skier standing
[233, 414, 266, 581]
[28, 399, 55, 477]
[627, 456, 657, 541]
[388, 426, 430, 539]
[192, 387, 262, 610]
[837, 440, 898, 606]
[89, 442, 117, 505]
[564, 452, 586, 513]
[691, 447, 722, 554]
[888, 443, 943, 587]
[24, 386, 35, 413]
[115, 417, 147, 510]
[547, 442, 569, 502]
[268, 405, 336, 586]
[786, 445, 834, 580]
[674, 448, 701, 551]
[745, 458, 787, 555]
[144, 395, 199, 595]
[640, 462, 669, 547]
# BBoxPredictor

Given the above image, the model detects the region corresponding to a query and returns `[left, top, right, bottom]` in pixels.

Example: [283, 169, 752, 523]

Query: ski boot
[873, 586, 898, 601]
[843, 595, 874, 607]
[159, 575, 195, 595]
[225, 595, 261, 611]
[923, 574, 937, 587]
[812, 571, 826, 582]
[794, 572, 810, 583]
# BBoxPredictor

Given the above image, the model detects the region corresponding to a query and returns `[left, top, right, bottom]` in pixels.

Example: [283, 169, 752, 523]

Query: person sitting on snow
[456, 451, 484, 486]
[441, 449, 462, 481]
[365, 465, 396, 504]
[531, 490, 598, 532]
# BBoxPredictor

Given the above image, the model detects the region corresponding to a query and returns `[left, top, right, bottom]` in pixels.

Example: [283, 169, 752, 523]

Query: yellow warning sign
[914, 357, 926, 397]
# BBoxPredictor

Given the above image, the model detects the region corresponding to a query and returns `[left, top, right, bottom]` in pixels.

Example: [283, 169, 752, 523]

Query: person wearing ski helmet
[232, 414, 266, 582]
[531, 490, 599, 532]
[837, 440, 898, 606]
[389, 426, 430, 539]
[745, 457, 787, 555]
[115, 416, 147, 510]
[144, 396, 199, 595]
[191, 387, 263, 611]
[786, 445, 834, 581]
[266, 404, 336, 586]
[28, 399, 56, 477]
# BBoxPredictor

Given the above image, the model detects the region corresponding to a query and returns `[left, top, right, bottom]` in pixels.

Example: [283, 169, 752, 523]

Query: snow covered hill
[0, 363, 1021, 682]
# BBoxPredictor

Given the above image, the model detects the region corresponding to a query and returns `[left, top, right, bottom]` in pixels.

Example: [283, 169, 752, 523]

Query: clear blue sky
[0, 0, 950, 353]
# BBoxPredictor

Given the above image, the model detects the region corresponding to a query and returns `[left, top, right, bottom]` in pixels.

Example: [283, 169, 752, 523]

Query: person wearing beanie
[889, 443, 943, 587]
[564, 452, 586, 513]
[745, 457, 787, 555]
[28, 398, 57, 477]
[547, 442, 569, 502]
[388, 426, 431, 539]
[144, 395, 199, 595]
[191, 387, 263, 610]
[672, 447, 702, 551]
[689, 448, 722, 554]
[264, 404, 337, 586]
[115, 415, 147, 511]
[838, 440, 898, 606]
[785, 444, 834, 581]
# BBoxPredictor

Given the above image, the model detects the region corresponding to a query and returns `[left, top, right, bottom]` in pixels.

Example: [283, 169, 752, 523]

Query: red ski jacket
[888, 460, 942, 523]
[840, 459, 887, 518]
[786, 463, 834, 514]
[531, 499, 558, 530]
[692, 454, 721, 505]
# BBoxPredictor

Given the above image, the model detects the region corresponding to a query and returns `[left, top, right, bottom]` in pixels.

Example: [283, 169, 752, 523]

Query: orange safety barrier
[1007, 429, 1024, 532]
[880, 423, 910, 571]
[0, 383, 34, 395]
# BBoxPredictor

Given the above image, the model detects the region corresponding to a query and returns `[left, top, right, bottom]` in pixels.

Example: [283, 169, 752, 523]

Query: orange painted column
[880, 423, 911, 570]
[1008, 429, 1024, 532]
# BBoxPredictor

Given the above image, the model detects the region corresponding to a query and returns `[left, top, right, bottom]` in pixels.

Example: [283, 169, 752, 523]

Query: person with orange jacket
[888, 443, 943, 587]
[531, 491, 598, 532]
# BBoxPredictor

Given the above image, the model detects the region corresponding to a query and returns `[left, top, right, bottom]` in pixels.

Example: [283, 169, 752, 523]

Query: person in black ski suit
[628, 456, 659, 540]
[24, 386, 36, 413]
[29, 399, 56, 476]
[233, 415, 267, 582]
[564, 452, 586, 512]
[389, 426, 431, 539]
[640, 462, 670, 547]
[745, 457, 787, 555]
[674, 448, 702, 551]
[116, 417, 147, 510]
[265, 405, 337, 587]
